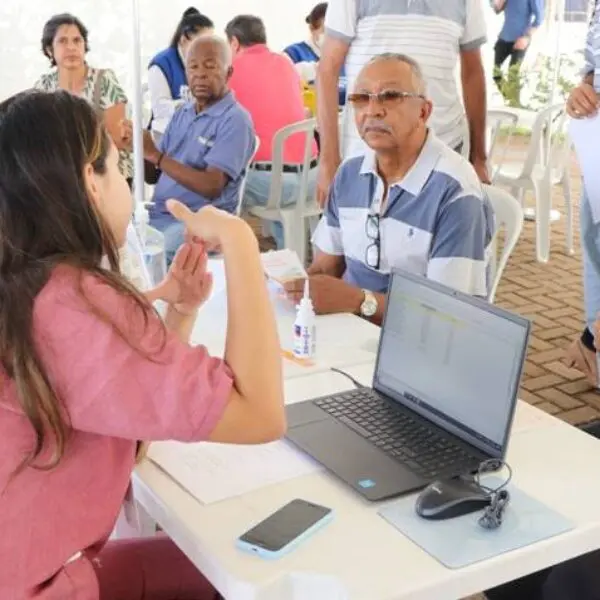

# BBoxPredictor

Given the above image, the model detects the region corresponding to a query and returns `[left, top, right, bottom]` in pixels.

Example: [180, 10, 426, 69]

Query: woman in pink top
[0, 90, 285, 599]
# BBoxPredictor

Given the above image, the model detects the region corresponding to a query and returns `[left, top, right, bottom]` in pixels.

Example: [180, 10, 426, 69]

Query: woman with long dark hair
[0, 90, 284, 599]
[148, 7, 214, 132]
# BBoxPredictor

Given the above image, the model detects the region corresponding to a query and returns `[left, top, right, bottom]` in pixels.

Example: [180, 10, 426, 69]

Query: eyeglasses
[365, 213, 381, 270]
[347, 90, 425, 109]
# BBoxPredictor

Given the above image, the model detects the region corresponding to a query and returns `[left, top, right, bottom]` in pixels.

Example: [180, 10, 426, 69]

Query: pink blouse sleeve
[33, 270, 233, 442]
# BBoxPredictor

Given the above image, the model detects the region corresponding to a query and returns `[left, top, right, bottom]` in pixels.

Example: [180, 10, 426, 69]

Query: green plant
[496, 53, 577, 110]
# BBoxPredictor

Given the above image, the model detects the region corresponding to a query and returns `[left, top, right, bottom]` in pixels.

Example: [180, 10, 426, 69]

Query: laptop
[286, 269, 530, 501]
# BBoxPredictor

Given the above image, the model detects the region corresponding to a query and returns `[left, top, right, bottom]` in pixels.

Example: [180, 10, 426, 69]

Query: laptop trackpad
[288, 418, 426, 500]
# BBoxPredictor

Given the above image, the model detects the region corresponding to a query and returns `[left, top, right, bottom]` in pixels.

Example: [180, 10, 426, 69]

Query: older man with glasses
[285, 53, 494, 325]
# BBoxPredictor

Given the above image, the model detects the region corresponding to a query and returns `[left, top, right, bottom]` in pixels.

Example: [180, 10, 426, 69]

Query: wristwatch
[360, 289, 378, 317]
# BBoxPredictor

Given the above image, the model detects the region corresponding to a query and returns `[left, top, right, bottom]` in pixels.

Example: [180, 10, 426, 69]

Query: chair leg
[532, 178, 551, 263]
[261, 220, 271, 239]
[281, 214, 302, 261]
[562, 174, 574, 255]
[509, 186, 523, 206]
[297, 218, 307, 266]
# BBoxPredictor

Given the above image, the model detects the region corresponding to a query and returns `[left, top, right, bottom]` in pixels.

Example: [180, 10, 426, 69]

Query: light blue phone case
[236, 508, 334, 560]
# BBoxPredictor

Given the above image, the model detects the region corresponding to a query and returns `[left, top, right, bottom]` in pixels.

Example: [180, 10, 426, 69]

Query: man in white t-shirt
[316, 0, 490, 205]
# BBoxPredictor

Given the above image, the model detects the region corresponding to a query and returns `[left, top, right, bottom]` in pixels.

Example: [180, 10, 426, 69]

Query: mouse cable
[473, 459, 512, 530]
[479, 489, 510, 530]
[330, 367, 366, 389]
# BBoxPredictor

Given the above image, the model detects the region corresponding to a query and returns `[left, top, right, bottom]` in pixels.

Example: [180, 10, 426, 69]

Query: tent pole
[130, 0, 145, 209]
[549, 0, 565, 105]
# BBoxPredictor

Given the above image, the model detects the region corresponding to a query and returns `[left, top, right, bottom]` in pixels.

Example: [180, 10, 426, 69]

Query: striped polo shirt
[325, 0, 487, 158]
[312, 131, 495, 296]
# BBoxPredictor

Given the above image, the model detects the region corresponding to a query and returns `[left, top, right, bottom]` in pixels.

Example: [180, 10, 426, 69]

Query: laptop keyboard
[315, 389, 480, 480]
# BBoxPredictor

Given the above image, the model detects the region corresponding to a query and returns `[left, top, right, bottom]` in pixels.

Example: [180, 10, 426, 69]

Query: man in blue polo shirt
[141, 34, 255, 261]
[285, 53, 494, 325]
[492, 0, 544, 105]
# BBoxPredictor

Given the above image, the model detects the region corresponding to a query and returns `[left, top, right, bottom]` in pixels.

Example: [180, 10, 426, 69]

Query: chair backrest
[483, 185, 524, 303]
[264, 118, 318, 211]
[487, 109, 518, 178]
[236, 135, 261, 216]
[520, 103, 570, 180]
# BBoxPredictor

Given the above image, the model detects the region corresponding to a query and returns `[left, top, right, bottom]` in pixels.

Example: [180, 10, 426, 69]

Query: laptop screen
[373, 271, 530, 456]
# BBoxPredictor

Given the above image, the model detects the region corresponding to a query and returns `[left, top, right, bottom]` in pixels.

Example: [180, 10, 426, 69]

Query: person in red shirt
[0, 90, 284, 599]
[226, 14, 319, 248]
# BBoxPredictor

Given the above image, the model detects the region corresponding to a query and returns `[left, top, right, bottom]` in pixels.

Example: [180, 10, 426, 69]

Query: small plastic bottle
[135, 206, 167, 288]
[293, 280, 316, 360]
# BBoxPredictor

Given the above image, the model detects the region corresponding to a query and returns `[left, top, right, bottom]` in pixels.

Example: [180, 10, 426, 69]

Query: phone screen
[239, 499, 332, 552]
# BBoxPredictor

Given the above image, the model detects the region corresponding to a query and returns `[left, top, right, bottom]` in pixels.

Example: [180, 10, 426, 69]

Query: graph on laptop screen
[375, 274, 528, 453]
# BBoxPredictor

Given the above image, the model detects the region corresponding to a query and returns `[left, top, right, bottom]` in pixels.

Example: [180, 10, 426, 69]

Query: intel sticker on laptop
[358, 479, 376, 489]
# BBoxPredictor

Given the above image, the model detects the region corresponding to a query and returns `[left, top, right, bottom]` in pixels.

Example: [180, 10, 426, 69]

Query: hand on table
[283, 274, 363, 315]
[567, 82, 599, 119]
[153, 241, 213, 315]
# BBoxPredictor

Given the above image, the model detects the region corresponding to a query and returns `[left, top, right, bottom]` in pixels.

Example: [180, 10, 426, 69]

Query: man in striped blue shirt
[285, 54, 494, 325]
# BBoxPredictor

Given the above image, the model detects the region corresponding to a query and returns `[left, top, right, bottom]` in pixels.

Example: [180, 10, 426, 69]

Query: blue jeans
[243, 167, 318, 249]
[581, 190, 600, 331]
[149, 217, 185, 266]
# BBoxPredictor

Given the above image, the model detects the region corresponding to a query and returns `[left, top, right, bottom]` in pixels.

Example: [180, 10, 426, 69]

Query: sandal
[565, 338, 598, 387]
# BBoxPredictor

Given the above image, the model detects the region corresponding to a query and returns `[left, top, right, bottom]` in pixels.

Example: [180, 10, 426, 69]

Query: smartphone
[236, 499, 333, 559]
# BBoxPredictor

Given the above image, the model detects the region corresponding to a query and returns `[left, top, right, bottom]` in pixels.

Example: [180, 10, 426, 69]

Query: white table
[134, 361, 600, 600]
[189, 260, 380, 379]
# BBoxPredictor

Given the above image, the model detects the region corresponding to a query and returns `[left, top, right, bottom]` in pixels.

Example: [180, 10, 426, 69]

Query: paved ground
[492, 152, 600, 427]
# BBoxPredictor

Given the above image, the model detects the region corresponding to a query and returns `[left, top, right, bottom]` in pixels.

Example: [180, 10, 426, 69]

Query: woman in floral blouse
[35, 13, 133, 183]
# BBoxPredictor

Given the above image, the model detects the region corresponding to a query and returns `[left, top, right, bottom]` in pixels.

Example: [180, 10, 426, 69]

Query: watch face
[361, 296, 377, 317]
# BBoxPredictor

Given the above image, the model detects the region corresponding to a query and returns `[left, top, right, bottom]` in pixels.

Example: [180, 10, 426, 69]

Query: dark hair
[224, 15, 267, 47]
[0, 91, 154, 472]
[183, 6, 200, 18]
[41, 13, 89, 66]
[170, 9, 214, 48]
[306, 3, 328, 27]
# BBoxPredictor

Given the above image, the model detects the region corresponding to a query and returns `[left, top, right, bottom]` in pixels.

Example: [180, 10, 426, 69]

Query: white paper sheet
[569, 114, 600, 223]
[261, 249, 307, 283]
[147, 440, 322, 504]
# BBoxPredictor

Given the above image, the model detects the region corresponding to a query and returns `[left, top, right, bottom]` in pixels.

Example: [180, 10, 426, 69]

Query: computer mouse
[415, 477, 492, 520]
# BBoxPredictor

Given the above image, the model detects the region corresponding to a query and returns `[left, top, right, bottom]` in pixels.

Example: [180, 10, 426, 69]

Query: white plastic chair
[484, 185, 524, 303]
[236, 136, 260, 216]
[486, 109, 518, 179]
[247, 118, 321, 264]
[492, 103, 573, 263]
